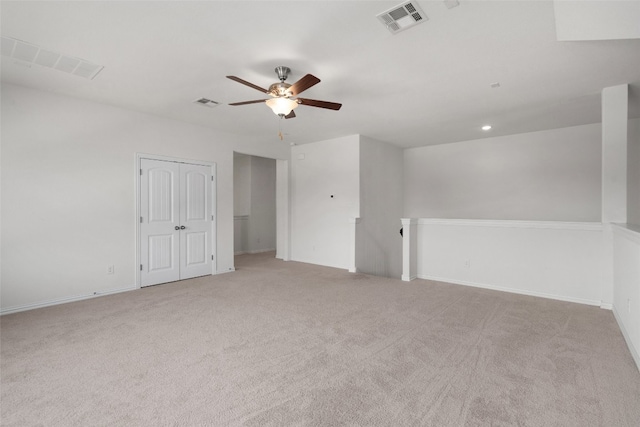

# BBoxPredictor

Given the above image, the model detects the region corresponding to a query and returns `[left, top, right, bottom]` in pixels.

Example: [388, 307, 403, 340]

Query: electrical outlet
[464, 259, 471, 268]
[107, 265, 115, 275]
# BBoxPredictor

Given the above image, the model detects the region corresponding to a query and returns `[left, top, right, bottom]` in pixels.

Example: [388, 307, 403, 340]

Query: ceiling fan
[227, 66, 342, 119]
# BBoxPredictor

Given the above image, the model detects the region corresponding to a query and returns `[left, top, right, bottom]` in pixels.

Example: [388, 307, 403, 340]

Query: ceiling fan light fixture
[227, 67, 341, 117]
[266, 97, 299, 116]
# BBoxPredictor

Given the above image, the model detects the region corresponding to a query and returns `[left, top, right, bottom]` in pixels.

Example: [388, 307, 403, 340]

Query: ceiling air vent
[194, 98, 220, 108]
[1, 36, 104, 79]
[376, 2, 428, 34]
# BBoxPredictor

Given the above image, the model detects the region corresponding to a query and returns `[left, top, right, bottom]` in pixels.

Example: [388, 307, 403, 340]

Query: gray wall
[248, 156, 277, 253]
[358, 136, 404, 279]
[628, 118, 640, 227]
[403, 124, 602, 221]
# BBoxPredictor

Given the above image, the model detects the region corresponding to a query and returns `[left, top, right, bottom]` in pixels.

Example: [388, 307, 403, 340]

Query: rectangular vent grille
[1, 36, 103, 80]
[376, 2, 428, 34]
[194, 98, 220, 108]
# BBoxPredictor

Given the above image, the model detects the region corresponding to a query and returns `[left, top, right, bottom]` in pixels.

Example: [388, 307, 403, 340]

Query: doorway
[138, 156, 216, 287]
[233, 153, 277, 257]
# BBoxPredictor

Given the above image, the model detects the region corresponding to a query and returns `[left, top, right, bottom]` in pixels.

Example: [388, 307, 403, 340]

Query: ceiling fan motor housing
[270, 66, 293, 97]
[269, 82, 293, 98]
[274, 66, 291, 82]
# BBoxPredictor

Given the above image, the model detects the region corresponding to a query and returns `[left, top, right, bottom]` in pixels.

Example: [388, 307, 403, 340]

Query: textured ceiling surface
[2, 1, 639, 148]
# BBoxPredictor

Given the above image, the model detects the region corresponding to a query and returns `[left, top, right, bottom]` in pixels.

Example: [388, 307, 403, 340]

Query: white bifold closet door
[140, 158, 212, 287]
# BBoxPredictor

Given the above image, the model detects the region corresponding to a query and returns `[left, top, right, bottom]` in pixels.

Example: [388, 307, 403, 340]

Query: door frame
[135, 153, 217, 288]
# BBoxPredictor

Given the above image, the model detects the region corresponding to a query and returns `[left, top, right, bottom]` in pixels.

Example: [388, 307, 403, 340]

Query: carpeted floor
[1, 251, 639, 426]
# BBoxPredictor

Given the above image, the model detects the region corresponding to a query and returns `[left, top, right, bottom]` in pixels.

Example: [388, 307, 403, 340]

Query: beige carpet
[1, 251, 639, 426]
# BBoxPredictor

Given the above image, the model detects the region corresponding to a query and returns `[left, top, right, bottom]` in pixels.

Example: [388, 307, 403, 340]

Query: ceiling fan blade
[297, 98, 342, 110]
[284, 110, 296, 119]
[226, 76, 269, 94]
[288, 74, 321, 96]
[228, 99, 267, 106]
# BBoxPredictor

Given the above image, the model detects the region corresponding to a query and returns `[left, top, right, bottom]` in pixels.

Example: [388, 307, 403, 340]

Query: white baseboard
[1, 285, 137, 316]
[235, 248, 276, 255]
[248, 248, 276, 254]
[612, 307, 640, 372]
[418, 275, 603, 307]
[402, 275, 416, 282]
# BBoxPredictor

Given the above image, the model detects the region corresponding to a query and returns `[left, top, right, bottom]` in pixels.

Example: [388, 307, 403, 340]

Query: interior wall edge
[612, 307, 640, 372]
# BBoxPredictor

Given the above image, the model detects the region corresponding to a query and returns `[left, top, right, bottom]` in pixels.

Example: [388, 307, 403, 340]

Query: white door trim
[136, 153, 217, 288]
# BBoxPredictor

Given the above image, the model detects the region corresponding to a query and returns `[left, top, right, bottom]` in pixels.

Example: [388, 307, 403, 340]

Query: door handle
[180, 225, 186, 230]
[175, 226, 180, 230]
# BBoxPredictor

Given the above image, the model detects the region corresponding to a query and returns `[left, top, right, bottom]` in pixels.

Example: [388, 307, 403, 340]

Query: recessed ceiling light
[482, 125, 492, 131]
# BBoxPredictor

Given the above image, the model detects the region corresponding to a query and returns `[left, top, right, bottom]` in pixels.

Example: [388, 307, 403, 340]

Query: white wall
[404, 124, 602, 222]
[612, 226, 640, 370]
[629, 118, 640, 227]
[601, 84, 629, 308]
[290, 136, 360, 269]
[0, 83, 288, 313]
[357, 136, 403, 278]
[612, 116, 640, 370]
[416, 219, 604, 306]
[233, 153, 251, 216]
[602, 84, 628, 224]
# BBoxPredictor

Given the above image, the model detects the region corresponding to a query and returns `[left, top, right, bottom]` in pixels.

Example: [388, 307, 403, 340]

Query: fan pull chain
[278, 116, 284, 140]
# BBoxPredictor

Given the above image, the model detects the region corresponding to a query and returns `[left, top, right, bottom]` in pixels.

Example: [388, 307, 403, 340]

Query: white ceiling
[2, 1, 639, 148]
